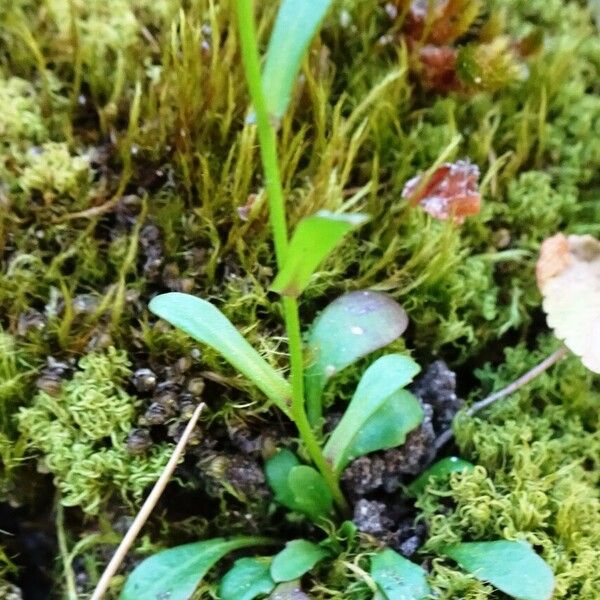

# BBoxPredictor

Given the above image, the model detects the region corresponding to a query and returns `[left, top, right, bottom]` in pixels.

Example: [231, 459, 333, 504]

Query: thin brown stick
[435, 347, 568, 450]
[90, 402, 206, 600]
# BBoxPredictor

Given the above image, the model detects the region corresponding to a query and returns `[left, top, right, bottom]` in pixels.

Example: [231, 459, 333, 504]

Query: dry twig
[90, 402, 206, 600]
[435, 347, 568, 450]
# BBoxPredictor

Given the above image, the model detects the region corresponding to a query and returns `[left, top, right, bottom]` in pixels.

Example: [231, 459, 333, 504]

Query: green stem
[283, 297, 349, 512]
[56, 498, 78, 600]
[235, 0, 348, 513]
[235, 0, 288, 265]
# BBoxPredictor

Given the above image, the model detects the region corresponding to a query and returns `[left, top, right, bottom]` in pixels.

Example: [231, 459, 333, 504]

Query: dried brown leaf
[537, 233, 600, 373]
[402, 160, 481, 224]
[419, 45, 461, 92]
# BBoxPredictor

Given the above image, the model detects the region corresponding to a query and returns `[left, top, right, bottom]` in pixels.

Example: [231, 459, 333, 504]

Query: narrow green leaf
[262, 0, 333, 119]
[149, 293, 291, 416]
[304, 291, 409, 424]
[270, 540, 329, 583]
[370, 548, 431, 600]
[219, 557, 276, 600]
[324, 354, 423, 474]
[271, 211, 368, 297]
[441, 540, 555, 600]
[265, 450, 332, 522]
[120, 537, 272, 600]
[287, 465, 333, 522]
[407, 457, 475, 497]
[265, 448, 300, 508]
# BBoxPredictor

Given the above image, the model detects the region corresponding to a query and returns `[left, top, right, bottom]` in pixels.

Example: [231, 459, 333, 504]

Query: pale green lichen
[17, 348, 171, 514]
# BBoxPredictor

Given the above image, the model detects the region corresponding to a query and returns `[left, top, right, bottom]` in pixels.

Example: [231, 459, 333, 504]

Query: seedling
[120, 1, 559, 598]
[147, 0, 420, 515]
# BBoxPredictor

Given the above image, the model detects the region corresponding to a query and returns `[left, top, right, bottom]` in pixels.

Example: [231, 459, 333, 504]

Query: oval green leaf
[305, 291, 409, 424]
[262, 0, 333, 119]
[219, 557, 276, 600]
[270, 539, 329, 583]
[370, 548, 431, 600]
[287, 465, 333, 522]
[149, 293, 291, 416]
[336, 389, 424, 472]
[406, 457, 475, 497]
[441, 540, 554, 600]
[265, 448, 300, 508]
[270, 211, 368, 297]
[324, 354, 423, 474]
[268, 580, 310, 600]
[265, 450, 332, 522]
[120, 537, 272, 600]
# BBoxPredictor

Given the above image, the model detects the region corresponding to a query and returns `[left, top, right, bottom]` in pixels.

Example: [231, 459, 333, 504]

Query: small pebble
[132, 368, 157, 393]
[141, 402, 173, 425]
[36, 373, 63, 396]
[153, 388, 178, 409]
[17, 309, 46, 336]
[126, 428, 153, 455]
[71, 294, 99, 316]
[176, 356, 192, 373]
[186, 377, 205, 396]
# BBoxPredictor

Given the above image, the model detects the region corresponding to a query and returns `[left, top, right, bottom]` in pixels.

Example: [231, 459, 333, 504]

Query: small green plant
[120, 1, 556, 598]
[146, 0, 418, 517]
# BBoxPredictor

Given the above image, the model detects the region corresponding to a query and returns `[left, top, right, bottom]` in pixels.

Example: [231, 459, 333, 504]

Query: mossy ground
[0, 1, 598, 598]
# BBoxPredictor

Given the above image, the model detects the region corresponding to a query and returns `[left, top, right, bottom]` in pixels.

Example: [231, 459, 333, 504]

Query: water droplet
[350, 326, 364, 335]
[325, 365, 337, 377]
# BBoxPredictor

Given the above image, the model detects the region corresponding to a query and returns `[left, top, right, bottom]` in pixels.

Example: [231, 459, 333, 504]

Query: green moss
[0, 331, 34, 498]
[0, 76, 46, 144]
[417, 341, 600, 598]
[0, 0, 598, 595]
[18, 142, 91, 205]
[17, 348, 171, 514]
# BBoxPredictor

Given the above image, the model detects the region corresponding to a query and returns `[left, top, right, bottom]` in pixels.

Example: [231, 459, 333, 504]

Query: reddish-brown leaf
[418, 45, 461, 92]
[402, 160, 481, 223]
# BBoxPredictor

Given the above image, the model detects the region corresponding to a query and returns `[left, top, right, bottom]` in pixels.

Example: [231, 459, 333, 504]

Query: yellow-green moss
[0, 0, 598, 595]
[417, 340, 600, 598]
[0, 331, 33, 498]
[0, 76, 47, 144]
[17, 348, 171, 514]
[19, 142, 91, 204]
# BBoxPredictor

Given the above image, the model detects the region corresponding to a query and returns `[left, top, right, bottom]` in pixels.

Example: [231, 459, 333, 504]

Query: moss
[0, 76, 46, 144]
[417, 340, 600, 598]
[0, 0, 598, 595]
[18, 142, 91, 206]
[17, 348, 171, 514]
[0, 331, 34, 498]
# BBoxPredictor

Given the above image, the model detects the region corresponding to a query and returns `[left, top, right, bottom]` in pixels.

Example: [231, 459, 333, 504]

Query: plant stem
[235, 0, 288, 265]
[284, 296, 349, 512]
[56, 499, 78, 600]
[234, 0, 348, 513]
[435, 346, 568, 450]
